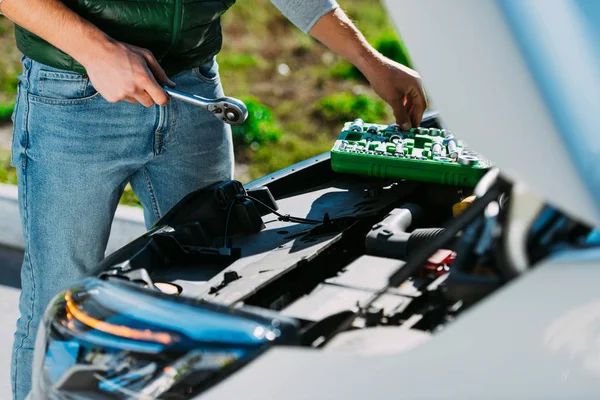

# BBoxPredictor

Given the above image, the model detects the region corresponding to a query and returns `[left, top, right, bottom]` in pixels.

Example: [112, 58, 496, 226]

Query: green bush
[0, 102, 15, 122]
[0, 71, 17, 121]
[328, 62, 358, 81]
[314, 93, 387, 124]
[330, 29, 413, 81]
[375, 29, 413, 69]
[232, 96, 283, 150]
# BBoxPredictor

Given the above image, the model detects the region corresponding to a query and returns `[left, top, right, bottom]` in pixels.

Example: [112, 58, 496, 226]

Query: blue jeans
[9, 56, 234, 400]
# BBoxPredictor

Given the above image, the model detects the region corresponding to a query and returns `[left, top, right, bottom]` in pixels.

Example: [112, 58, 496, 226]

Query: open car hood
[383, 0, 600, 227]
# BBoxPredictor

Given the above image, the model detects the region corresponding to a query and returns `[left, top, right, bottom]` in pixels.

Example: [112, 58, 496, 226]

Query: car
[29, 1, 600, 399]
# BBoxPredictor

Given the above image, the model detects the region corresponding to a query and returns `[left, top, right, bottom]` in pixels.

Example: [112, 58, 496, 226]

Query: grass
[218, 0, 410, 179]
[0, 1, 412, 206]
[0, 148, 17, 185]
[315, 93, 388, 124]
[0, 17, 20, 123]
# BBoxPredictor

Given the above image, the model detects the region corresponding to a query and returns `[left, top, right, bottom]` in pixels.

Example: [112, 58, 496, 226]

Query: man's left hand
[362, 55, 427, 131]
[309, 7, 428, 130]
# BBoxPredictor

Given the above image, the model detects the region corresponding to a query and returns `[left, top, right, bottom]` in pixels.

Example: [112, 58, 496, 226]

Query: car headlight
[31, 277, 299, 399]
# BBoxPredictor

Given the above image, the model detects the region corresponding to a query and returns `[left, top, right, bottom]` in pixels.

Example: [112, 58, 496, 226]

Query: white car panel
[199, 251, 600, 400]
[383, 0, 600, 227]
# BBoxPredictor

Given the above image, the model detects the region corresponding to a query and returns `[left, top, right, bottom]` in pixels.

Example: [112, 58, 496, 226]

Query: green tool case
[330, 119, 491, 187]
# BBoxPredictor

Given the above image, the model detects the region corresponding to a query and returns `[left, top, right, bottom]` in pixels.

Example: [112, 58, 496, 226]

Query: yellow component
[453, 195, 476, 216]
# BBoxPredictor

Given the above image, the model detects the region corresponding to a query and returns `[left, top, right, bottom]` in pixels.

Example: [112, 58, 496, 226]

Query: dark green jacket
[14, 0, 236, 76]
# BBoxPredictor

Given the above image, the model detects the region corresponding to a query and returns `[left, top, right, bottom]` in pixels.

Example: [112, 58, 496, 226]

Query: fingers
[408, 86, 428, 127]
[403, 95, 414, 114]
[128, 46, 172, 106]
[374, 60, 428, 130]
[394, 85, 427, 130]
[390, 97, 412, 131]
[134, 90, 155, 108]
[137, 63, 170, 106]
[139, 49, 176, 88]
[114, 94, 155, 107]
[91, 43, 175, 107]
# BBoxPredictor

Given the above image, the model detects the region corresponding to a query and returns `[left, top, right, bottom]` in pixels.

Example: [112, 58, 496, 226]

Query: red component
[428, 249, 455, 265]
[417, 249, 455, 278]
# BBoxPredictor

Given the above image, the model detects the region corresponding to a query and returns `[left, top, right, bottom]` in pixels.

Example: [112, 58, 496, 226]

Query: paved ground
[0, 123, 11, 150]
[0, 245, 23, 399]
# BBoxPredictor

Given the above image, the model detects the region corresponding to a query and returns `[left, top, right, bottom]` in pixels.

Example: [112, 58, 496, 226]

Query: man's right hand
[82, 40, 176, 107]
[0, 0, 175, 108]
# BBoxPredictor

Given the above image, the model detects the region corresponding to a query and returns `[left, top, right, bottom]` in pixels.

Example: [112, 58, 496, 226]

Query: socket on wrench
[163, 86, 248, 126]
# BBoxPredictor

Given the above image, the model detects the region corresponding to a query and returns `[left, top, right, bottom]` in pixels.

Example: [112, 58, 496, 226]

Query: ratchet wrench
[163, 86, 248, 126]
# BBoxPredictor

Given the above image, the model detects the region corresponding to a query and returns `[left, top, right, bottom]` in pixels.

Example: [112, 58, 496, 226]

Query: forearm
[308, 7, 426, 129]
[309, 8, 381, 78]
[0, 0, 113, 67]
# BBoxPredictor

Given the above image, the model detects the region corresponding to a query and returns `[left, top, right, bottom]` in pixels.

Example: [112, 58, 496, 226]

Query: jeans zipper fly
[154, 105, 167, 155]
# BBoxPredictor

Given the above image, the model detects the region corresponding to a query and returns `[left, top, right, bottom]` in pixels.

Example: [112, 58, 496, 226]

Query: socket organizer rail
[330, 119, 491, 187]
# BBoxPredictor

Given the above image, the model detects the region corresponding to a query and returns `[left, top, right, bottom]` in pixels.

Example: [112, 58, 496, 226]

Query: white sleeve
[270, 0, 340, 33]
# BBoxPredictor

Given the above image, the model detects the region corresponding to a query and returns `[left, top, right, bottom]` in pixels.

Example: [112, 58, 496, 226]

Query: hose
[406, 228, 447, 258]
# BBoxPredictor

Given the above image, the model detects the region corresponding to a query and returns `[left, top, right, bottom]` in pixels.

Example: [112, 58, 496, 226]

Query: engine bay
[82, 113, 592, 398]
[99, 174, 466, 349]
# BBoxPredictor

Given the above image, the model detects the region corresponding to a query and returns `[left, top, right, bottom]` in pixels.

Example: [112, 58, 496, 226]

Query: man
[0, 0, 427, 398]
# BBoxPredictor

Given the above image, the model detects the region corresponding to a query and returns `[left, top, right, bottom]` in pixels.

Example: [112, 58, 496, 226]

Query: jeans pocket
[193, 58, 220, 84]
[30, 67, 100, 105]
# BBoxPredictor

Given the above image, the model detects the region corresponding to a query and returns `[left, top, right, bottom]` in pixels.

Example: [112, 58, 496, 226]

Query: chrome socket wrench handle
[163, 86, 248, 126]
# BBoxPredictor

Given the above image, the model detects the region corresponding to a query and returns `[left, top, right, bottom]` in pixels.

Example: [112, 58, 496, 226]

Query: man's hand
[310, 8, 428, 129]
[361, 56, 426, 131]
[82, 40, 175, 107]
[0, 0, 173, 107]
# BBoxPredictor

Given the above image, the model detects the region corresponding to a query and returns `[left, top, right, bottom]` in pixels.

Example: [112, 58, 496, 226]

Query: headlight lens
[32, 278, 298, 399]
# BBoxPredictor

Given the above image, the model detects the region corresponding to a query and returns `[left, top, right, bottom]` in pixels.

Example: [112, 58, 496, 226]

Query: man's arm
[270, 1, 426, 130]
[309, 8, 427, 130]
[0, 0, 173, 106]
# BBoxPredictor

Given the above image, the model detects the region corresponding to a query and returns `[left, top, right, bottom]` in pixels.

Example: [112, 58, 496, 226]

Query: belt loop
[22, 57, 32, 91]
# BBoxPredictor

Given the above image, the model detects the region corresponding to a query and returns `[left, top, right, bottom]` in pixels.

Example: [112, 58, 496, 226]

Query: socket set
[330, 119, 491, 187]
